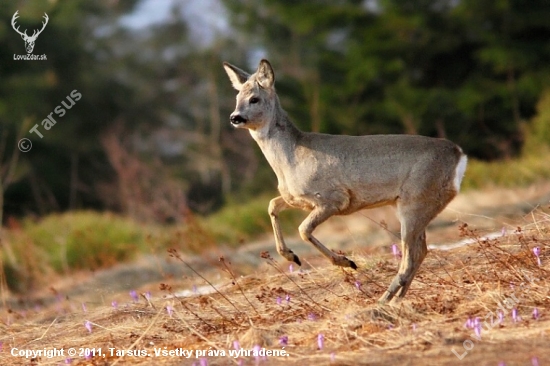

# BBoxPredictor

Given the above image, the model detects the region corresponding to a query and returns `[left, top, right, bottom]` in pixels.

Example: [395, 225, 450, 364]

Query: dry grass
[1, 210, 550, 366]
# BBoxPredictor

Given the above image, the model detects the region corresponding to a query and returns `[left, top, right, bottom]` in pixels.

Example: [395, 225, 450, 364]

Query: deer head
[223, 59, 278, 133]
[11, 11, 49, 54]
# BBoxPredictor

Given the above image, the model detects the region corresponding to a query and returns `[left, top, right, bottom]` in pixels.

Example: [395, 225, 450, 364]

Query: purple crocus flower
[354, 280, 361, 290]
[279, 335, 288, 346]
[391, 244, 401, 259]
[289, 264, 294, 273]
[498, 310, 504, 323]
[253, 345, 261, 362]
[308, 313, 318, 321]
[111, 300, 118, 309]
[512, 308, 520, 322]
[85, 321, 92, 333]
[330, 352, 336, 362]
[233, 340, 240, 350]
[317, 334, 324, 350]
[200, 358, 208, 366]
[533, 247, 541, 266]
[129, 290, 138, 302]
[166, 305, 173, 318]
[474, 323, 481, 338]
[532, 356, 540, 366]
[276, 296, 282, 305]
[285, 294, 290, 304]
[145, 291, 151, 301]
[464, 316, 473, 329]
[532, 308, 540, 320]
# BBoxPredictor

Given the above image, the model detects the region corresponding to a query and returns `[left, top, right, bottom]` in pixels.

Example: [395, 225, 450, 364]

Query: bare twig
[261, 251, 331, 312]
[219, 256, 261, 317]
[25, 317, 58, 346]
[167, 248, 244, 316]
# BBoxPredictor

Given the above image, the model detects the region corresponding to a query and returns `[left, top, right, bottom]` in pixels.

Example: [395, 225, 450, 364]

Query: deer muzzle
[230, 113, 247, 126]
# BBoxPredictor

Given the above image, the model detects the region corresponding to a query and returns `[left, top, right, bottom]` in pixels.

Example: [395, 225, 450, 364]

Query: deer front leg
[298, 206, 357, 269]
[268, 196, 301, 266]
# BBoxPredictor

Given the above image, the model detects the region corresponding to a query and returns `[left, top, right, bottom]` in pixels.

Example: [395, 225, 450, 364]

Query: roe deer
[223, 59, 467, 303]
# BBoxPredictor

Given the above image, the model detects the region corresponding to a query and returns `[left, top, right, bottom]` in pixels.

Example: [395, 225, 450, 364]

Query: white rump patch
[453, 154, 468, 192]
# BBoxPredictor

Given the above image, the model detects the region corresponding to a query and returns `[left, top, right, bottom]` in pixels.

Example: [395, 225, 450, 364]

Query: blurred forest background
[2, 0, 550, 226]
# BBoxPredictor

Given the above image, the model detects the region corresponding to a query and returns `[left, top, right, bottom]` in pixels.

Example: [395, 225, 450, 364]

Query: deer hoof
[377, 292, 392, 305]
[291, 253, 302, 266]
[281, 250, 301, 266]
[333, 256, 357, 269]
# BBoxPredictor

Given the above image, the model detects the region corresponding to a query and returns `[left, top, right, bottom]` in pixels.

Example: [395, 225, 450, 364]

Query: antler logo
[11, 10, 49, 54]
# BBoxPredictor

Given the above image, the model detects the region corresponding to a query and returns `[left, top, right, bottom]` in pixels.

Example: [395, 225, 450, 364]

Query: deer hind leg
[298, 206, 357, 269]
[395, 230, 427, 299]
[379, 202, 439, 304]
[268, 196, 301, 265]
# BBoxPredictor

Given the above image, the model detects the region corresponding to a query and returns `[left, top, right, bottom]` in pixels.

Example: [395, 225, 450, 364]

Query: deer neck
[249, 104, 301, 180]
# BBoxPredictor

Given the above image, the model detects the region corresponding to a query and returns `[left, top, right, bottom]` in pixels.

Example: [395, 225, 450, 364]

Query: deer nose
[230, 114, 247, 125]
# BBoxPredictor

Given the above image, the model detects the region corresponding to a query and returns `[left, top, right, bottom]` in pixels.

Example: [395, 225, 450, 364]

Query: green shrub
[462, 90, 550, 190]
[204, 194, 305, 246]
[524, 89, 550, 155]
[462, 153, 550, 190]
[20, 211, 146, 272]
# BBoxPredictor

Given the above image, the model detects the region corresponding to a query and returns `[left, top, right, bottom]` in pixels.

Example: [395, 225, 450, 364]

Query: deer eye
[249, 97, 260, 104]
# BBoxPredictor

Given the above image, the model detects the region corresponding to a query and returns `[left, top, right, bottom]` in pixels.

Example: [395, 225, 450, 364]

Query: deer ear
[256, 59, 275, 89]
[223, 62, 250, 91]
